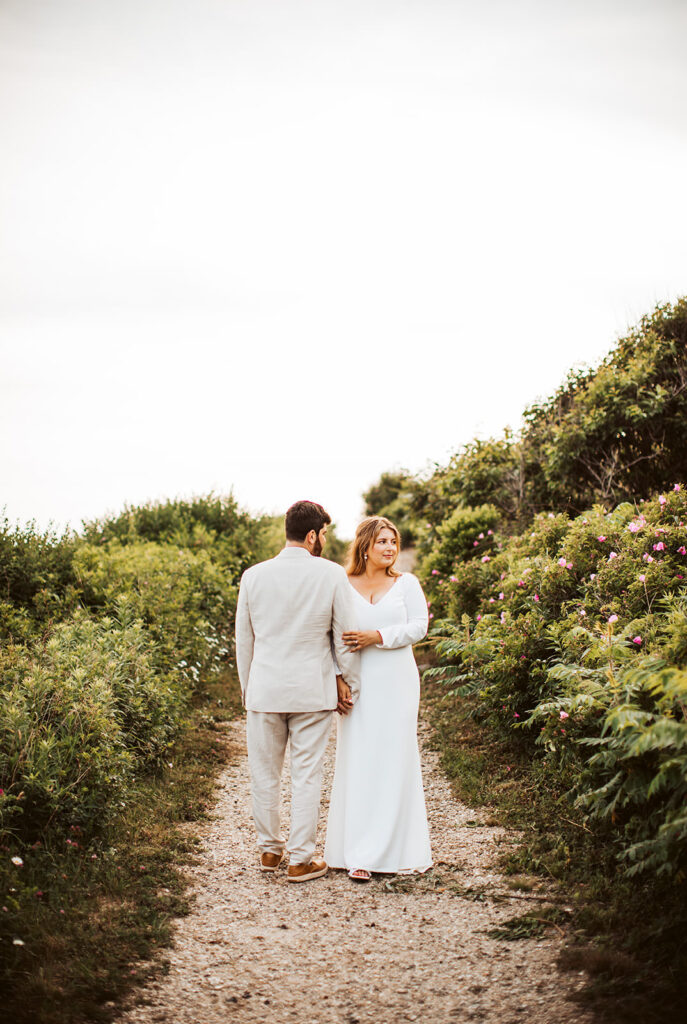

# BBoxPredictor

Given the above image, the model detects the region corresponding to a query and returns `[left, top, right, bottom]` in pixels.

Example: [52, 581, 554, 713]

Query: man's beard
[312, 536, 323, 557]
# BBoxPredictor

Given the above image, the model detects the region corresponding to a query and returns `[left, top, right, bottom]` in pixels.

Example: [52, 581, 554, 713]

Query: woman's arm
[375, 574, 429, 649]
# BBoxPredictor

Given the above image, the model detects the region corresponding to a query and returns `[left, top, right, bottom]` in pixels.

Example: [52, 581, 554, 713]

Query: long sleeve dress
[324, 572, 433, 873]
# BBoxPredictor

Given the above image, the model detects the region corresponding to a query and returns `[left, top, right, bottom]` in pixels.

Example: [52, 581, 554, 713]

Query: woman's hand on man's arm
[342, 630, 382, 652]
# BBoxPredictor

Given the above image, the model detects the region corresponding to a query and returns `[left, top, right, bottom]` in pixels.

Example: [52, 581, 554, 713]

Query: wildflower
[559, 711, 569, 720]
[678, 546, 687, 555]
[653, 542, 665, 551]
[473, 541, 479, 547]
[579, 609, 586, 616]
[514, 712, 520, 718]
[558, 557, 567, 567]
[489, 597, 495, 603]
[500, 572, 506, 580]
[487, 529, 493, 535]
[639, 574, 646, 582]
[597, 535, 607, 542]
[431, 569, 439, 576]
[450, 575, 458, 582]
[0, 788, 4, 796]
[608, 614, 618, 623]
[674, 484, 681, 492]
[590, 573, 596, 580]
[476, 614, 482, 621]
[628, 521, 642, 533]
[35, 891, 43, 898]
[499, 592, 504, 600]
[481, 555, 490, 563]
[478, 532, 484, 539]
[500, 611, 506, 624]
[429, 612, 434, 619]
[533, 594, 540, 602]
[608, 551, 618, 560]
[518, 580, 525, 587]
[505, 766, 511, 772]
[11, 857, 23, 867]
[659, 494, 667, 506]
[632, 636, 642, 645]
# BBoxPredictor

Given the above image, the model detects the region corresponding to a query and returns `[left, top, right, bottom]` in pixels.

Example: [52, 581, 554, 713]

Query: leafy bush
[426, 486, 687, 877]
[74, 539, 235, 683]
[0, 611, 178, 844]
[0, 514, 79, 641]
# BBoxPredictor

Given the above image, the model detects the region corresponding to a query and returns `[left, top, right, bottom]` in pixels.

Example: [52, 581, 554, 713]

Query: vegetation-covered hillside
[367, 297, 687, 1020]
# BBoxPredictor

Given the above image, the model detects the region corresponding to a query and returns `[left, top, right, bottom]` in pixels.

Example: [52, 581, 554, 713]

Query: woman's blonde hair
[346, 516, 402, 577]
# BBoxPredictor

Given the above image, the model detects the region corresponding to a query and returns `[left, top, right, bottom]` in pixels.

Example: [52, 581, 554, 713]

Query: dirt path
[118, 714, 596, 1024]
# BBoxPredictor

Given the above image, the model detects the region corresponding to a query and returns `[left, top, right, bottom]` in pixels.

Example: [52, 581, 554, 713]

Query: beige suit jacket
[235, 547, 361, 713]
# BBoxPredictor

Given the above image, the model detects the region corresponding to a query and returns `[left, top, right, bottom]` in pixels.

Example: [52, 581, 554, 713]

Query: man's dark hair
[285, 500, 331, 542]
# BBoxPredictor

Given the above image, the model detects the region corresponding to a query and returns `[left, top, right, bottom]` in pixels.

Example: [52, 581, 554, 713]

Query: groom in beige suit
[235, 500, 360, 881]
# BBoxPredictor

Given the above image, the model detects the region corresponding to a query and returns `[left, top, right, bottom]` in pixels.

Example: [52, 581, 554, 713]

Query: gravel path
[119, 713, 597, 1024]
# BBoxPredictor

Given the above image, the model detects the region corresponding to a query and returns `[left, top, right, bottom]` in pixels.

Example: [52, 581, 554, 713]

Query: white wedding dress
[324, 572, 433, 873]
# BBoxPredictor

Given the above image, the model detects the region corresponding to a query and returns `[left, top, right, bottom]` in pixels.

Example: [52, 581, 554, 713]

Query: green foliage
[426, 486, 687, 878]
[74, 539, 235, 682]
[366, 297, 687, 543]
[0, 612, 178, 844]
[0, 493, 262, 859]
[0, 513, 80, 641]
[82, 492, 273, 583]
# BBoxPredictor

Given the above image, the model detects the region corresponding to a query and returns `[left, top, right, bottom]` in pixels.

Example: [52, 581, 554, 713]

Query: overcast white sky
[1, 0, 686, 538]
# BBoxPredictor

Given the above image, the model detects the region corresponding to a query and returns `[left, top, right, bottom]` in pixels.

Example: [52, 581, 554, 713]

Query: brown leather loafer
[286, 859, 328, 882]
[260, 851, 284, 872]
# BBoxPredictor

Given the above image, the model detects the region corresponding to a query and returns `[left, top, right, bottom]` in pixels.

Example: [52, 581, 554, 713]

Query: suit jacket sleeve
[331, 570, 361, 700]
[376, 574, 429, 649]
[235, 573, 254, 705]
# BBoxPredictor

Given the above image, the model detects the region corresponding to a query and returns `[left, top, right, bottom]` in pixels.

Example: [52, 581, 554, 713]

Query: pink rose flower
[559, 711, 569, 720]
[533, 594, 540, 602]
[608, 614, 618, 623]
[632, 636, 642, 645]
[597, 535, 607, 542]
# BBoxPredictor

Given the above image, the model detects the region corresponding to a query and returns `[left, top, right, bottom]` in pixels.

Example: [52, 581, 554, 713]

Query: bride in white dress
[324, 516, 432, 881]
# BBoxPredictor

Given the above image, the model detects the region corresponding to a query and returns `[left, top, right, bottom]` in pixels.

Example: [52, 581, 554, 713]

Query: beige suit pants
[246, 709, 333, 865]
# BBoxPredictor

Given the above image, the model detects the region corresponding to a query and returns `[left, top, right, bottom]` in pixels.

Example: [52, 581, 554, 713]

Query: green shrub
[73, 539, 236, 684]
[0, 514, 80, 640]
[427, 486, 687, 877]
[0, 611, 179, 844]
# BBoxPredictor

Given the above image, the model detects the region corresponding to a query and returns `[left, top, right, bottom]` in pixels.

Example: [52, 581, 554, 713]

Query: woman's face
[367, 527, 398, 569]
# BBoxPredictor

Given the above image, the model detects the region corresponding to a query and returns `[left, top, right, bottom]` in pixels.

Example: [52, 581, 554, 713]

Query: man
[235, 500, 360, 882]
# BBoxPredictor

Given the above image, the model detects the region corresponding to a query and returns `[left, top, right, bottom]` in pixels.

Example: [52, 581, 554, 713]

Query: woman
[324, 516, 432, 881]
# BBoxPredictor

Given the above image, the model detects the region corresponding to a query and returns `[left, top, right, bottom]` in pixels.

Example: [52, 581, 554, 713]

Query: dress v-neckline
[348, 576, 402, 607]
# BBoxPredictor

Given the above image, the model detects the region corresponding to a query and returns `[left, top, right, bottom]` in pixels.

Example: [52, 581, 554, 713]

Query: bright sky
[2, 0, 686, 538]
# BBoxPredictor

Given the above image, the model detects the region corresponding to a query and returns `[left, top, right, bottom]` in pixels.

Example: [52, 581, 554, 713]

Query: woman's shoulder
[397, 571, 423, 590]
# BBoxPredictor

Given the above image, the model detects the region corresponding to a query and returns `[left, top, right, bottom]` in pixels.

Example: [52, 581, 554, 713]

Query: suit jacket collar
[277, 546, 312, 559]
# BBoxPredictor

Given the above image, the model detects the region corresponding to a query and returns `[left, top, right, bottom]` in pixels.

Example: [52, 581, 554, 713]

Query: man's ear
[305, 529, 317, 550]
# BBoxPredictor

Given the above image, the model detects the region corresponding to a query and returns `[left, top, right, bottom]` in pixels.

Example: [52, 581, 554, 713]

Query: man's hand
[336, 674, 353, 715]
[343, 629, 382, 652]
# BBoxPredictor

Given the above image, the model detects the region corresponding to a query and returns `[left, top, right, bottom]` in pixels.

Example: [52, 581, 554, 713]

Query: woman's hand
[343, 629, 382, 652]
[336, 675, 353, 715]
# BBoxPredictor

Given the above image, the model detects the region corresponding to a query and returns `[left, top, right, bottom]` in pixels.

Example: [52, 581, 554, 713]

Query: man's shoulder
[240, 557, 277, 583]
